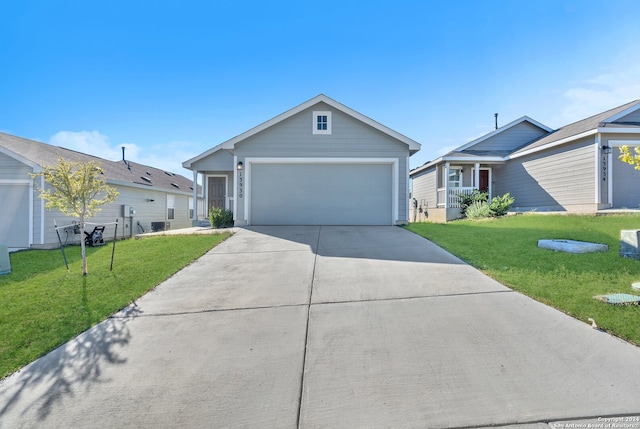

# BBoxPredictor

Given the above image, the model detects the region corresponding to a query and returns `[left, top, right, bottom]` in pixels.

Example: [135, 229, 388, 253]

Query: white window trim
[206, 174, 229, 211]
[312, 111, 332, 135]
[167, 194, 175, 220]
[445, 166, 462, 188]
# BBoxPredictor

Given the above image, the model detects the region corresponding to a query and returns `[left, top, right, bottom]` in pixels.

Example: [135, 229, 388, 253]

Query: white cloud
[49, 131, 198, 179]
[561, 53, 640, 124]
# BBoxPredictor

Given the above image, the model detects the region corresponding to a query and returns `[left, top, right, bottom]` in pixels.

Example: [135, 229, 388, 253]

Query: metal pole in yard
[110, 220, 118, 271]
[54, 220, 69, 271]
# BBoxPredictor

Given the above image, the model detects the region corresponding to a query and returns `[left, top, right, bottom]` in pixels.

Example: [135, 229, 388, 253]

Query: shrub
[489, 193, 515, 217]
[466, 201, 493, 220]
[208, 208, 234, 228]
[457, 190, 488, 216]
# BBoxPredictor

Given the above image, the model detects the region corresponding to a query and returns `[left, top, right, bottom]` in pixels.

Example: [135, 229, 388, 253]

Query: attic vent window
[171, 183, 180, 189]
[312, 111, 332, 135]
[140, 176, 152, 184]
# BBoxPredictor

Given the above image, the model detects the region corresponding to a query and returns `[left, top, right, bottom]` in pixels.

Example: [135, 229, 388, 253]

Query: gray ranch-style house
[410, 99, 640, 222]
[183, 94, 421, 226]
[0, 132, 203, 250]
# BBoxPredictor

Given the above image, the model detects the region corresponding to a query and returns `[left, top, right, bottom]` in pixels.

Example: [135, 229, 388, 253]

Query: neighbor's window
[448, 168, 462, 188]
[312, 111, 332, 135]
[167, 195, 175, 220]
[188, 197, 194, 219]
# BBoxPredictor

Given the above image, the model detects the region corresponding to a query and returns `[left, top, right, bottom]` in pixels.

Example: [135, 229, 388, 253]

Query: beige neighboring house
[410, 99, 640, 222]
[0, 132, 204, 250]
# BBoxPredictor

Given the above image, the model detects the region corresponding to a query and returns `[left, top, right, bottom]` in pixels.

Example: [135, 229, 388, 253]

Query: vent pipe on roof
[122, 146, 126, 162]
[494, 113, 499, 130]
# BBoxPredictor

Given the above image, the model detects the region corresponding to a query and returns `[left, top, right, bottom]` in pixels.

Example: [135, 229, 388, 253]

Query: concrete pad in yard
[133, 249, 315, 314]
[300, 292, 640, 428]
[211, 226, 320, 254]
[0, 305, 307, 429]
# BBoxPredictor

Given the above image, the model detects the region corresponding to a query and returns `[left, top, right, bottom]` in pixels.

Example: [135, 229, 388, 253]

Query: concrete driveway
[1, 226, 640, 428]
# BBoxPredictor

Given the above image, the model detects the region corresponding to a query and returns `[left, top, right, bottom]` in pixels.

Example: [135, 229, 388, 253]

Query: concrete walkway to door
[1, 226, 640, 428]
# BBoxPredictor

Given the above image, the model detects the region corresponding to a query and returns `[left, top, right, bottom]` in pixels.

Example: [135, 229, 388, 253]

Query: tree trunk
[80, 216, 88, 276]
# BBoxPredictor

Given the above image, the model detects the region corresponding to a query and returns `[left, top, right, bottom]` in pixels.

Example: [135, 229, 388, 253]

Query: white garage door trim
[0, 179, 34, 247]
[244, 157, 398, 226]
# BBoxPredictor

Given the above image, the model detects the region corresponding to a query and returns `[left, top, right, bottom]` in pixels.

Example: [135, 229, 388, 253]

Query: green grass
[406, 214, 640, 345]
[0, 233, 230, 379]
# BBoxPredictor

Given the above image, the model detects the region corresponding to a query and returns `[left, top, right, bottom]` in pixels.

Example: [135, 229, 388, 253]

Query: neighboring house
[183, 94, 421, 226]
[410, 99, 640, 222]
[0, 132, 204, 249]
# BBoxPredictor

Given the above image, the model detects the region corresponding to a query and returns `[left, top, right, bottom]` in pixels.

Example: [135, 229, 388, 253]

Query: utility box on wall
[0, 244, 11, 275]
[620, 229, 640, 260]
[122, 205, 136, 217]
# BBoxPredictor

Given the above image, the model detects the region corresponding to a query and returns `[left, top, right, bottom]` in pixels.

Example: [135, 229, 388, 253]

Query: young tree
[32, 157, 118, 275]
[619, 145, 640, 171]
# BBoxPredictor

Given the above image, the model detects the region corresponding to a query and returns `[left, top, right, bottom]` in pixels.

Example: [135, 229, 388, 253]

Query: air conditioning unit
[151, 222, 166, 232]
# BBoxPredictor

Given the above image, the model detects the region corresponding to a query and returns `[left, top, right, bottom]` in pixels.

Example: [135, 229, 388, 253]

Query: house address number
[238, 171, 244, 198]
[602, 155, 607, 182]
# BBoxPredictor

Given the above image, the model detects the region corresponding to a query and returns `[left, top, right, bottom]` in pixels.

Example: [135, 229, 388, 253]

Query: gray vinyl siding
[617, 110, 640, 123]
[470, 122, 549, 152]
[232, 102, 410, 224]
[497, 138, 596, 210]
[0, 152, 32, 179]
[0, 183, 30, 247]
[411, 167, 437, 210]
[191, 150, 234, 172]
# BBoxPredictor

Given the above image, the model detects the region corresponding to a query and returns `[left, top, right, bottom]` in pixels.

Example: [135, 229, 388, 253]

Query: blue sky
[2, 1, 640, 177]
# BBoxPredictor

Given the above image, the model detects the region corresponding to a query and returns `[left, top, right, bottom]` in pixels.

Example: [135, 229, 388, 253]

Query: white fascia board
[0, 146, 43, 172]
[410, 157, 443, 176]
[441, 156, 505, 162]
[608, 139, 640, 146]
[455, 116, 553, 153]
[603, 102, 640, 123]
[597, 127, 640, 135]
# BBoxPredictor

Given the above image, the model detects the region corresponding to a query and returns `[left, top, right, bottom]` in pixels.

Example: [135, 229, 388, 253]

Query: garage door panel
[250, 163, 392, 225]
[0, 184, 30, 247]
[613, 159, 640, 208]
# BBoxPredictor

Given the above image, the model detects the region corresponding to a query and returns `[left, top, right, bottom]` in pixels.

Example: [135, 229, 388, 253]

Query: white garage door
[0, 184, 30, 247]
[250, 163, 393, 225]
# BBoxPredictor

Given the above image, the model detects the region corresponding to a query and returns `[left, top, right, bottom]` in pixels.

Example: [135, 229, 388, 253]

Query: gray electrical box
[0, 244, 11, 275]
[122, 205, 136, 217]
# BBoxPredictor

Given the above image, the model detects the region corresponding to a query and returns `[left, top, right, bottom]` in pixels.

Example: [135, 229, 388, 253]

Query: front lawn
[406, 214, 640, 345]
[0, 233, 230, 379]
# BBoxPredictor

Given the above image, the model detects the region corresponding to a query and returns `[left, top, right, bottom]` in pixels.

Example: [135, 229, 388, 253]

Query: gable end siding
[616, 110, 640, 123]
[470, 122, 549, 152]
[496, 137, 596, 210]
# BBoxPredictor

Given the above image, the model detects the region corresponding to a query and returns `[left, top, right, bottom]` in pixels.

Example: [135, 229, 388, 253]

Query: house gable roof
[509, 99, 640, 158]
[183, 94, 421, 169]
[0, 132, 198, 195]
[409, 116, 551, 177]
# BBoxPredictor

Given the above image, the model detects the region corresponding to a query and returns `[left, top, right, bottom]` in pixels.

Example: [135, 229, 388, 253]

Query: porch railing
[437, 187, 476, 208]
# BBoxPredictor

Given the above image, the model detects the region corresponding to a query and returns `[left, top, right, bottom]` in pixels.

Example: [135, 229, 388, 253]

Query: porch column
[192, 170, 198, 219]
[444, 162, 450, 209]
[474, 162, 480, 190]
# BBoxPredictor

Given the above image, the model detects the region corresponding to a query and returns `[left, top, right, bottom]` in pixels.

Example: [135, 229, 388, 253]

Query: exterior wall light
[237, 161, 244, 170]
[601, 145, 613, 154]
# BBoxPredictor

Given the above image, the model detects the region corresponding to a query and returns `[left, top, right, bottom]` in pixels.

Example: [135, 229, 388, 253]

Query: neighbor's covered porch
[436, 161, 496, 209]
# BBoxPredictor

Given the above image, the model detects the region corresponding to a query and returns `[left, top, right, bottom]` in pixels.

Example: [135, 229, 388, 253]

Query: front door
[208, 176, 226, 212]
[479, 170, 489, 193]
